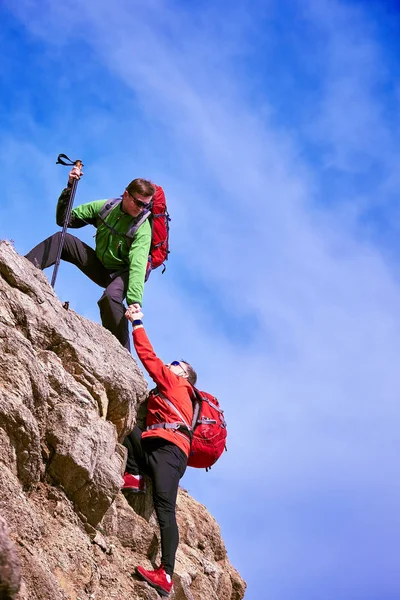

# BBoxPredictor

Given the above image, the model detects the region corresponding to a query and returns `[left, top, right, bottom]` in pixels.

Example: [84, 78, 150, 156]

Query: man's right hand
[68, 164, 84, 185]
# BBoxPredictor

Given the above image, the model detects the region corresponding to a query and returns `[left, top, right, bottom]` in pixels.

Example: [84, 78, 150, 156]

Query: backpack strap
[126, 209, 151, 241]
[148, 391, 194, 440]
[98, 197, 122, 221]
[192, 388, 225, 428]
[97, 197, 151, 245]
[159, 394, 192, 431]
[200, 395, 224, 413]
[146, 422, 189, 432]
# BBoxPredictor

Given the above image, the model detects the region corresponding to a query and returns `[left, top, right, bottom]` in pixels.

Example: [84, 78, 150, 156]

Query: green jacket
[56, 189, 151, 306]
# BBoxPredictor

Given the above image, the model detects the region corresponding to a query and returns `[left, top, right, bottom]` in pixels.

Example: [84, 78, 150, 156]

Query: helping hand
[125, 303, 143, 323]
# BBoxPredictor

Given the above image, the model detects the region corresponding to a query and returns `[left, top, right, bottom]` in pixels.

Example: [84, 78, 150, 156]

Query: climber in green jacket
[25, 165, 155, 351]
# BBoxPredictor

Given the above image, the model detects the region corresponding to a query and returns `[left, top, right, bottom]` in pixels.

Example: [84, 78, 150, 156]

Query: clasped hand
[125, 303, 143, 323]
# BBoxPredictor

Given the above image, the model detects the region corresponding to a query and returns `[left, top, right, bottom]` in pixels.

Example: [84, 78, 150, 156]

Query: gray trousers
[25, 231, 131, 350]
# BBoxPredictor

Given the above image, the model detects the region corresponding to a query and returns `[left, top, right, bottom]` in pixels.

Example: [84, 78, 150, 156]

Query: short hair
[126, 178, 155, 198]
[181, 360, 197, 386]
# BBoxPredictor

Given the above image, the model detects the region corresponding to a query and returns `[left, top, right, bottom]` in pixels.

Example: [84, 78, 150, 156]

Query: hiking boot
[122, 473, 146, 494]
[136, 565, 173, 596]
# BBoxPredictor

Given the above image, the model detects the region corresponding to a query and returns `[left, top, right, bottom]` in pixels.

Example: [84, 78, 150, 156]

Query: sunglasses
[127, 191, 152, 209]
[170, 361, 188, 377]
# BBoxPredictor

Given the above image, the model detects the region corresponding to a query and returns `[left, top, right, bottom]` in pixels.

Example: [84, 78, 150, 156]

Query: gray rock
[0, 392, 42, 487]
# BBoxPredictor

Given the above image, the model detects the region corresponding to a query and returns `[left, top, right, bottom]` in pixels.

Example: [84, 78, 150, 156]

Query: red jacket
[133, 327, 194, 457]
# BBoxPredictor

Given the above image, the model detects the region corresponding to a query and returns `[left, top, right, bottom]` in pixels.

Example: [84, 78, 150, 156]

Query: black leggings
[123, 427, 188, 575]
[25, 232, 131, 350]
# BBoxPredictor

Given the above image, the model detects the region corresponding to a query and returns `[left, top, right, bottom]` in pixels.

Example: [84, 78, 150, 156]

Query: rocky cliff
[0, 241, 246, 600]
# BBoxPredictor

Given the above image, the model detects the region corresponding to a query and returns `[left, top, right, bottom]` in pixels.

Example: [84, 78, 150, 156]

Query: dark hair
[181, 360, 197, 386]
[126, 178, 155, 198]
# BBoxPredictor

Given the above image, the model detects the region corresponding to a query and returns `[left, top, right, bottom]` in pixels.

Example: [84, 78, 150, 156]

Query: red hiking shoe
[122, 473, 146, 494]
[136, 565, 173, 596]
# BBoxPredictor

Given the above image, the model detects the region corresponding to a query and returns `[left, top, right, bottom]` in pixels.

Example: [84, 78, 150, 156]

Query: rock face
[0, 241, 246, 600]
[0, 515, 21, 599]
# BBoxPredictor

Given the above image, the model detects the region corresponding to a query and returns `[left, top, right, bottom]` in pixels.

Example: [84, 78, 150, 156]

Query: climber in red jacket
[123, 305, 197, 597]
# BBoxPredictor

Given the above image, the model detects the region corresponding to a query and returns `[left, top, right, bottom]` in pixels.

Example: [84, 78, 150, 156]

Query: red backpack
[97, 183, 170, 281]
[145, 184, 170, 281]
[147, 388, 227, 470]
[187, 389, 227, 470]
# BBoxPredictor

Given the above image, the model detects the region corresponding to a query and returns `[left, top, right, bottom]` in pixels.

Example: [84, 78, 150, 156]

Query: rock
[0, 241, 246, 599]
[99, 494, 158, 556]
[0, 241, 148, 440]
[0, 241, 146, 523]
[0, 515, 21, 599]
[46, 403, 127, 526]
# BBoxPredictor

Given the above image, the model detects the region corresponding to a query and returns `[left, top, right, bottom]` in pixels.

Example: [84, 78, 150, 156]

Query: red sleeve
[133, 327, 178, 392]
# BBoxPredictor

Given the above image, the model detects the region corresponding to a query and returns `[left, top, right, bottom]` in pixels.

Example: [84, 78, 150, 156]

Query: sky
[1, 0, 400, 598]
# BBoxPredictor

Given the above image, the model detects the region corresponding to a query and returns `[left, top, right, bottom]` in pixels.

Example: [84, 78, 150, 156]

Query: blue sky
[1, 1, 400, 598]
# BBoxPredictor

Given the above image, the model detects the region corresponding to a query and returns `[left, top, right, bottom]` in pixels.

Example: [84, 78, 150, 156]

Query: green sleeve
[126, 220, 152, 306]
[72, 199, 107, 221]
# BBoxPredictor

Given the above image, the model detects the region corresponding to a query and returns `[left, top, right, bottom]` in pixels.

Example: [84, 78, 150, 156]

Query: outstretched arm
[126, 309, 177, 392]
[126, 221, 152, 306]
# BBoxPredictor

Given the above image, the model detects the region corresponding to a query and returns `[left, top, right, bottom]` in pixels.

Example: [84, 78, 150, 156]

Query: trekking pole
[51, 154, 84, 289]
